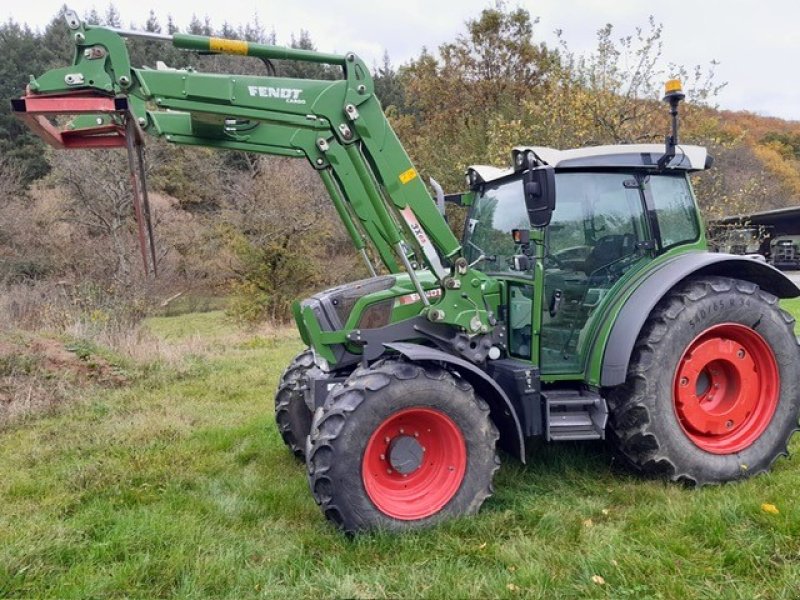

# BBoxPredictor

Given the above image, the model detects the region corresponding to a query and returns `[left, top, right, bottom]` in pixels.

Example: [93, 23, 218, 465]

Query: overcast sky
[7, 0, 800, 121]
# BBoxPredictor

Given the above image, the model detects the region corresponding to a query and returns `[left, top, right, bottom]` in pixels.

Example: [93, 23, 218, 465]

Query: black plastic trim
[600, 252, 800, 387]
[114, 96, 129, 111]
[385, 342, 526, 462]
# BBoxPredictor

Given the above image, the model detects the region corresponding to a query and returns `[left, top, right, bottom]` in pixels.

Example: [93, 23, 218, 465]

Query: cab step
[543, 389, 608, 441]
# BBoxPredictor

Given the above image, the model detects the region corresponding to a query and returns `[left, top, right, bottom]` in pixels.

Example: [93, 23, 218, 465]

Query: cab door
[540, 172, 651, 375]
[461, 175, 538, 362]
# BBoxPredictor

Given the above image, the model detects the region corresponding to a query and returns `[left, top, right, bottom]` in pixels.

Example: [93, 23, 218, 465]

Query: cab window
[647, 174, 700, 249]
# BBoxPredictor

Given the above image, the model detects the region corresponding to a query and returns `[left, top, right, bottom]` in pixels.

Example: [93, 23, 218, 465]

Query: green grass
[2, 309, 800, 598]
[144, 310, 235, 341]
[782, 298, 800, 334]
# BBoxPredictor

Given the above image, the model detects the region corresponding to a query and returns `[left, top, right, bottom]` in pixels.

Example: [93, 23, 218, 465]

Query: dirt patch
[28, 338, 127, 387]
[0, 333, 128, 426]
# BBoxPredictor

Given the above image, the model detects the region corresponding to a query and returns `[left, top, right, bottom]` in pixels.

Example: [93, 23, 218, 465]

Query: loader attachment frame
[11, 9, 499, 337]
[12, 90, 157, 275]
[10, 92, 131, 149]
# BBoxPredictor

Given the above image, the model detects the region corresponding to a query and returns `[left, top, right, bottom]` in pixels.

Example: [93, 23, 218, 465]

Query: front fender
[385, 342, 526, 462]
[600, 253, 800, 387]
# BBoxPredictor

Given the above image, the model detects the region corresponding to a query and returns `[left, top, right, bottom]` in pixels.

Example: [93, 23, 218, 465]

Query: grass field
[1, 306, 800, 598]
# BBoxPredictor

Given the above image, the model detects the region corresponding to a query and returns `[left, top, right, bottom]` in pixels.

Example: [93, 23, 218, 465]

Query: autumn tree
[221, 157, 364, 321]
[373, 51, 404, 111]
[393, 4, 558, 188]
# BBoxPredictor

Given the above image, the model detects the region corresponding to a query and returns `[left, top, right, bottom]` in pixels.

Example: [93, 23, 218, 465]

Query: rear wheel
[608, 276, 800, 484]
[306, 360, 500, 533]
[274, 349, 315, 460]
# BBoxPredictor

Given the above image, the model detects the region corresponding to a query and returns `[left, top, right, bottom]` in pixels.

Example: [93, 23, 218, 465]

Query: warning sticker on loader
[209, 38, 249, 56]
[399, 168, 418, 185]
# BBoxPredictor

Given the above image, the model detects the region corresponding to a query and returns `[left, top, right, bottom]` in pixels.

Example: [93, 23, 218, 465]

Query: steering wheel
[544, 253, 568, 270]
[586, 249, 638, 282]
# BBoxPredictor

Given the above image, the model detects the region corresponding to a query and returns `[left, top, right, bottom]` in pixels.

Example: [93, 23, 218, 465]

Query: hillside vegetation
[1, 4, 799, 324]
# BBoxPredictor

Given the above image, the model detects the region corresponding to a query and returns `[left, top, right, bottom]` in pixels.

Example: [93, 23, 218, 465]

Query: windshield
[463, 176, 529, 271]
[464, 170, 701, 274]
[464, 172, 647, 274]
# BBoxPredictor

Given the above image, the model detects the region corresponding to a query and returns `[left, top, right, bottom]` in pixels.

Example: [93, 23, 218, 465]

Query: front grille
[303, 275, 396, 330]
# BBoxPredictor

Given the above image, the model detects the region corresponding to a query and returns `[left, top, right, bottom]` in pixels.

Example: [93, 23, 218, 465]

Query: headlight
[356, 299, 394, 329]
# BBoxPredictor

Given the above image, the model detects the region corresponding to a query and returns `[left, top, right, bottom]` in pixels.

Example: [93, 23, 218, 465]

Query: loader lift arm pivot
[12, 10, 495, 335]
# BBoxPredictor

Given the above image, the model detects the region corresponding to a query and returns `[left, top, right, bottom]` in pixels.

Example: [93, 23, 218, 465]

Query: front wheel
[274, 349, 315, 460]
[608, 276, 800, 484]
[306, 360, 500, 533]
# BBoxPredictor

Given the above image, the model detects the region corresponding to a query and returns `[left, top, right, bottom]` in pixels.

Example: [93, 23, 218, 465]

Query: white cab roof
[468, 143, 709, 184]
[515, 144, 708, 171]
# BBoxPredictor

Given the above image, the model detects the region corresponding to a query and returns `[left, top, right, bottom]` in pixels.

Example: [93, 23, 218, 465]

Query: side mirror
[523, 166, 556, 228]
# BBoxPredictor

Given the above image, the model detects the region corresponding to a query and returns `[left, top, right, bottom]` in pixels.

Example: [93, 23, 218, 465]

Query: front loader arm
[12, 11, 497, 338]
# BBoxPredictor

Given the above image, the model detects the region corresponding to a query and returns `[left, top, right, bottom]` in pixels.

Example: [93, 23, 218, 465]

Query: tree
[0, 155, 55, 282]
[188, 14, 205, 36]
[486, 17, 725, 162]
[166, 15, 178, 35]
[0, 20, 55, 182]
[48, 149, 139, 282]
[241, 14, 266, 43]
[275, 30, 336, 80]
[128, 10, 169, 68]
[393, 4, 558, 188]
[41, 6, 74, 67]
[85, 8, 101, 25]
[219, 22, 238, 41]
[222, 157, 362, 321]
[373, 51, 404, 111]
[104, 4, 121, 28]
[144, 10, 160, 33]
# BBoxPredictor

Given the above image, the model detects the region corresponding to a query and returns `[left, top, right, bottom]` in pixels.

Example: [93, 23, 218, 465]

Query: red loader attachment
[11, 91, 157, 275]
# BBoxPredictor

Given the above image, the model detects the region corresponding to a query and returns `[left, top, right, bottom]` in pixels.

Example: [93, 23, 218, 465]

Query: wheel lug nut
[737, 350, 745, 359]
[380, 454, 385, 461]
[726, 420, 734, 429]
[414, 432, 419, 438]
[387, 468, 393, 474]
[399, 428, 404, 434]
[384, 436, 391, 443]
[680, 377, 689, 386]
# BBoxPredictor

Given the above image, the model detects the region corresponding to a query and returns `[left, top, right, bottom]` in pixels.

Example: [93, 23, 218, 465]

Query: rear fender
[385, 342, 526, 462]
[600, 253, 800, 387]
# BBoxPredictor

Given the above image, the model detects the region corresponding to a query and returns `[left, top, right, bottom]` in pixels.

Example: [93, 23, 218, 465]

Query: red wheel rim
[673, 323, 780, 454]
[362, 407, 467, 520]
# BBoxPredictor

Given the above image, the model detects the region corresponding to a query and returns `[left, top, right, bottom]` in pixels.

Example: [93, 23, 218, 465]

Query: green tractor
[14, 12, 800, 533]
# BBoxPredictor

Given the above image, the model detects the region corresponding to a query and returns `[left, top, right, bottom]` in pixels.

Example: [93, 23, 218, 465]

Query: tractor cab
[463, 144, 711, 378]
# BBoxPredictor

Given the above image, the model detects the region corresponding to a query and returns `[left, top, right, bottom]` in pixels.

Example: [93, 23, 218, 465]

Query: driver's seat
[582, 234, 635, 276]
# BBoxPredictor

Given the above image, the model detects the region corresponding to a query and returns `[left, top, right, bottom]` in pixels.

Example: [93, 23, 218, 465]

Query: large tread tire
[274, 348, 315, 460]
[608, 276, 800, 485]
[306, 359, 500, 533]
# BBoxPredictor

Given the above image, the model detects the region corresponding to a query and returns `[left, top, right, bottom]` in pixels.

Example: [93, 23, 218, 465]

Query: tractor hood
[292, 272, 442, 369]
